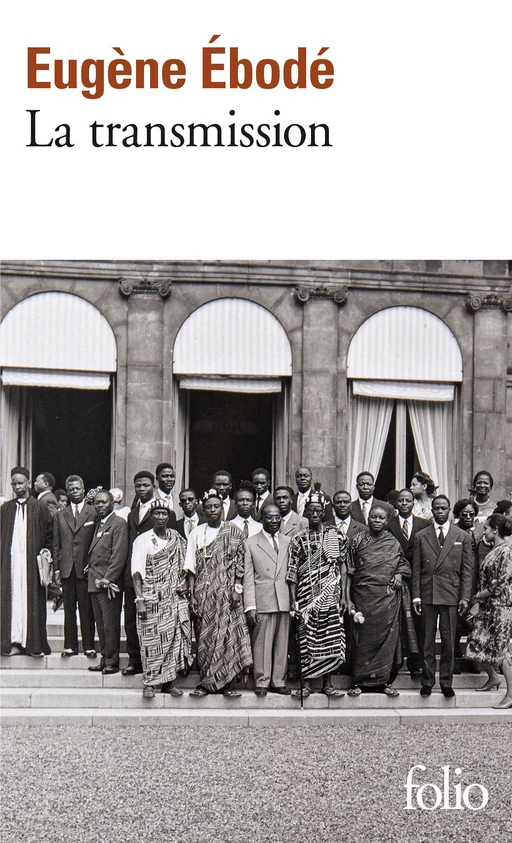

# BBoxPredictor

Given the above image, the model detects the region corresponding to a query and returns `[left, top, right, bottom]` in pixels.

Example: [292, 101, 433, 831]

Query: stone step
[0, 668, 492, 691]
[1, 685, 508, 711]
[1, 705, 511, 728]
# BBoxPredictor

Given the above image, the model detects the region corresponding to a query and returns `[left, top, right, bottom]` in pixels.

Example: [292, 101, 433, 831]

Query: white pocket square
[454, 541, 462, 546]
[84, 521, 95, 526]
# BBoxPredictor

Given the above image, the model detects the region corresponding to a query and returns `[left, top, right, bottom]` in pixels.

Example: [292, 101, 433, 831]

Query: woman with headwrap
[287, 491, 348, 697]
[185, 489, 252, 697]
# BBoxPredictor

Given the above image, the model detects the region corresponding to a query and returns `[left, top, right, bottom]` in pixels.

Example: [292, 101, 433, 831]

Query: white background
[1, 0, 511, 259]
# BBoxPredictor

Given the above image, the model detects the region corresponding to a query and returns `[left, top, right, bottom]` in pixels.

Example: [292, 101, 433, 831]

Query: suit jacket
[52, 502, 97, 579]
[386, 514, 431, 564]
[39, 491, 59, 517]
[244, 531, 291, 613]
[87, 512, 129, 593]
[323, 516, 369, 544]
[350, 497, 395, 526]
[279, 511, 308, 538]
[291, 491, 333, 522]
[412, 523, 474, 605]
[252, 492, 273, 522]
[175, 514, 207, 540]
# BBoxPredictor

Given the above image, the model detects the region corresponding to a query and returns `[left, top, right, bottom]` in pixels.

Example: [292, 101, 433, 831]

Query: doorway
[31, 386, 112, 491]
[188, 390, 273, 495]
[374, 402, 419, 500]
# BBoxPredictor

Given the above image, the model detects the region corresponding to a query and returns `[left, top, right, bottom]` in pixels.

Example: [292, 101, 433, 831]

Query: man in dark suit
[324, 490, 369, 542]
[291, 466, 333, 522]
[412, 495, 474, 697]
[87, 490, 128, 674]
[154, 462, 177, 512]
[350, 472, 394, 526]
[34, 472, 59, 517]
[244, 504, 292, 695]
[252, 468, 272, 521]
[386, 488, 430, 677]
[175, 489, 206, 539]
[274, 486, 308, 538]
[123, 470, 159, 676]
[52, 474, 97, 657]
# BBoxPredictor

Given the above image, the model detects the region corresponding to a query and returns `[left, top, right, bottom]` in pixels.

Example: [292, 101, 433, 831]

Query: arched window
[347, 307, 462, 501]
[0, 292, 116, 493]
[173, 298, 292, 494]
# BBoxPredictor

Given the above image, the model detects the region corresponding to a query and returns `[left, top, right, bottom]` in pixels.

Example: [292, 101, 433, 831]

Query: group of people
[1, 463, 511, 710]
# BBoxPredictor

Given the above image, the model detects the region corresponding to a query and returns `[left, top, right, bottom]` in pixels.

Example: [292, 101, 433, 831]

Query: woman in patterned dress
[185, 490, 252, 697]
[287, 491, 348, 698]
[466, 514, 512, 708]
[132, 501, 193, 700]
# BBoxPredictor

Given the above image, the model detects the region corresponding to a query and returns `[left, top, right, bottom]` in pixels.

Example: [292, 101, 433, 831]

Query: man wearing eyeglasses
[175, 489, 206, 539]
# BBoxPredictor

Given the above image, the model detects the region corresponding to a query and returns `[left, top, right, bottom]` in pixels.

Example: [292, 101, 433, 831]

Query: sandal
[383, 686, 399, 697]
[189, 686, 209, 697]
[142, 685, 155, 699]
[321, 686, 345, 697]
[292, 687, 311, 698]
[347, 686, 362, 696]
[222, 688, 242, 698]
[161, 683, 183, 697]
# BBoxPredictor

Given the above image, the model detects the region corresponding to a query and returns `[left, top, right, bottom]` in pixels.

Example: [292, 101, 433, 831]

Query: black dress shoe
[88, 664, 104, 672]
[420, 686, 432, 696]
[102, 666, 119, 675]
[442, 687, 455, 698]
[122, 664, 143, 676]
[254, 689, 268, 697]
[269, 686, 292, 695]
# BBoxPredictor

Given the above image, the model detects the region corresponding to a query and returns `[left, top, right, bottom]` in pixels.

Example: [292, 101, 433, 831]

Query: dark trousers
[62, 569, 96, 652]
[124, 587, 142, 668]
[407, 608, 423, 674]
[90, 590, 122, 668]
[421, 604, 458, 689]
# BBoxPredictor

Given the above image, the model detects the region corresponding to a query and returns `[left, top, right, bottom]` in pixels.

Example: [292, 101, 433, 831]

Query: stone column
[125, 294, 165, 496]
[301, 297, 338, 496]
[472, 307, 508, 498]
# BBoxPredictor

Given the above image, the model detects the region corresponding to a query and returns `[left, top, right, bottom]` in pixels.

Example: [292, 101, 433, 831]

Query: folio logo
[405, 765, 489, 811]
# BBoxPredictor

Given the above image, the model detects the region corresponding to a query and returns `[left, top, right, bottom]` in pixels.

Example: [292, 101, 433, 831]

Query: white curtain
[348, 395, 394, 497]
[407, 400, 454, 501]
[0, 386, 32, 497]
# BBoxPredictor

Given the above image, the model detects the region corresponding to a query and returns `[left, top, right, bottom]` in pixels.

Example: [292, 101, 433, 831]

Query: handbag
[36, 548, 53, 587]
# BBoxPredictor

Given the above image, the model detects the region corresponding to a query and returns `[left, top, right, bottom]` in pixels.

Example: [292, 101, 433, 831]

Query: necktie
[271, 535, 279, 556]
[361, 501, 368, 524]
[74, 505, 79, 526]
[438, 526, 445, 546]
[402, 518, 409, 539]
[17, 500, 26, 519]
[341, 520, 348, 536]
[256, 497, 262, 517]
[242, 520, 249, 539]
[186, 519, 193, 537]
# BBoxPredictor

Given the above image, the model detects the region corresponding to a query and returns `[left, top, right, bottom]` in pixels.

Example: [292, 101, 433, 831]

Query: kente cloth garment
[193, 522, 252, 691]
[134, 529, 193, 687]
[0, 497, 52, 655]
[466, 542, 512, 666]
[348, 530, 411, 688]
[287, 526, 347, 679]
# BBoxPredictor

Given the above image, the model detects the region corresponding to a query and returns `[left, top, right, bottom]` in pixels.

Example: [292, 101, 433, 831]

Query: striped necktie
[402, 518, 409, 539]
[242, 520, 249, 539]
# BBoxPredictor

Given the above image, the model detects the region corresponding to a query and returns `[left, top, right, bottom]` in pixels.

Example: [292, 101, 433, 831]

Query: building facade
[1, 260, 510, 504]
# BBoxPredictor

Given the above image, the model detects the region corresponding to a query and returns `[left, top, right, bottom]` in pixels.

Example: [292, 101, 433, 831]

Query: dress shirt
[221, 497, 233, 521]
[296, 489, 311, 517]
[71, 500, 86, 520]
[231, 515, 262, 537]
[399, 515, 413, 537]
[434, 522, 450, 544]
[96, 511, 116, 535]
[155, 488, 175, 510]
[137, 496, 156, 523]
[254, 490, 271, 515]
[358, 497, 373, 523]
[183, 512, 199, 536]
[334, 515, 350, 535]
[261, 529, 280, 553]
